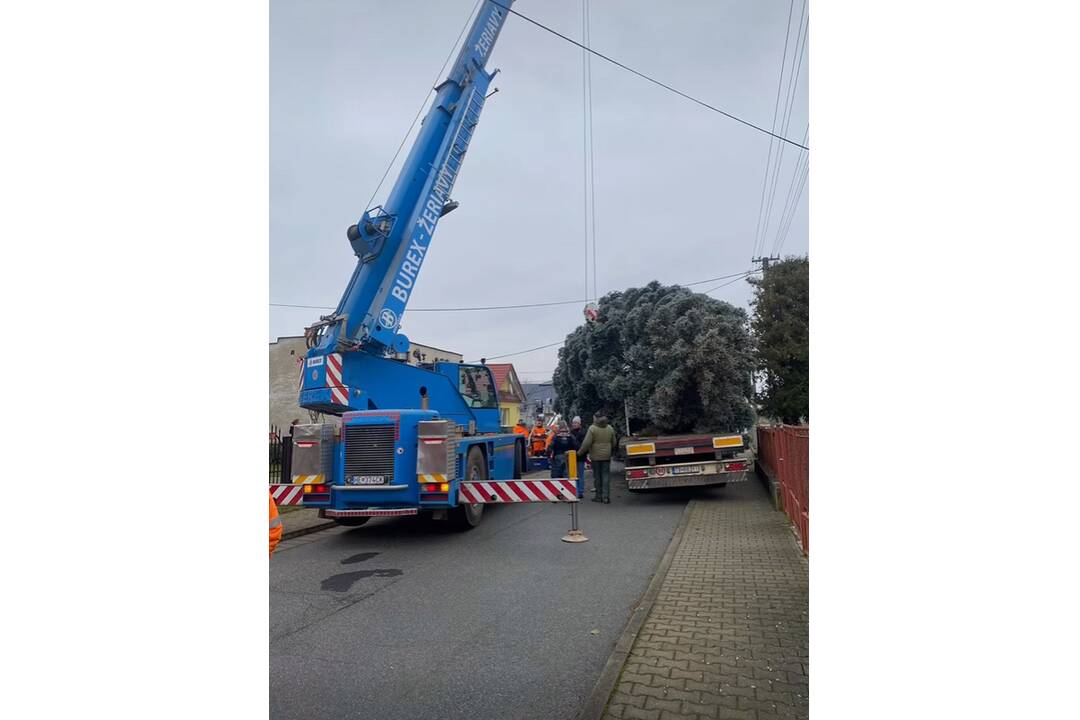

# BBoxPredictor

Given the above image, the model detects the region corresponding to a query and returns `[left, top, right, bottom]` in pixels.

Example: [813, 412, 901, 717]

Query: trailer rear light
[627, 469, 648, 479]
[303, 484, 329, 494]
[725, 462, 747, 472]
[440, 482, 449, 493]
[425, 483, 438, 492]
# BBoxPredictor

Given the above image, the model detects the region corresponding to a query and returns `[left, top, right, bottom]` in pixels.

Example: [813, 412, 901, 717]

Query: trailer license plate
[674, 447, 694, 455]
[672, 466, 702, 475]
[347, 476, 385, 485]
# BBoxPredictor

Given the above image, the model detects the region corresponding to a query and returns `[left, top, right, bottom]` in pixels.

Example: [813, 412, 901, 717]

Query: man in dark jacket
[547, 420, 579, 479]
[578, 413, 618, 503]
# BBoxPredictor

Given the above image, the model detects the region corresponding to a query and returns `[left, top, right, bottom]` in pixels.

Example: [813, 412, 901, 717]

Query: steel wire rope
[580, 0, 590, 304]
[585, 0, 598, 303]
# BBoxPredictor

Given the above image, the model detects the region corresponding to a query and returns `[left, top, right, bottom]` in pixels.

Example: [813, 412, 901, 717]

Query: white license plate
[674, 447, 695, 455]
[671, 465, 703, 475]
[347, 475, 385, 485]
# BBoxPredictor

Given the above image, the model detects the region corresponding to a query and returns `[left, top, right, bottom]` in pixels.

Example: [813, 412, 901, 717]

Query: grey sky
[270, 0, 808, 384]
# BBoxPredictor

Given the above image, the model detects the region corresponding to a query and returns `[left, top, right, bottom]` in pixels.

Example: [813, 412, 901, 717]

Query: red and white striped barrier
[270, 484, 305, 506]
[458, 479, 579, 504]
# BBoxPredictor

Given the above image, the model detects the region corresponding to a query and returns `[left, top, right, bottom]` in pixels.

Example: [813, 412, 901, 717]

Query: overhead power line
[488, 0, 809, 152]
[470, 339, 566, 363]
[752, 0, 795, 260]
[470, 271, 761, 362]
[270, 269, 756, 313]
[701, 270, 760, 295]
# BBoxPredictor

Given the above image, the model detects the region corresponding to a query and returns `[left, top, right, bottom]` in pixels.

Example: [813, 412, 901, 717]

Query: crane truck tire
[451, 447, 486, 530]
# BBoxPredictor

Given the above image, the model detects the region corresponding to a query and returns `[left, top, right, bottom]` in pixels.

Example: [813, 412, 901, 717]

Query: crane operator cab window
[458, 365, 498, 409]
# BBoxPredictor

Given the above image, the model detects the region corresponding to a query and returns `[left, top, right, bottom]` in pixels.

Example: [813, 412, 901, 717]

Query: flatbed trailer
[622, 432, 753, 491]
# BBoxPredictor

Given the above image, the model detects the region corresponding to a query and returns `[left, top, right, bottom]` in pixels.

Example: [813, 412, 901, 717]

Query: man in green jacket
[578, 412, 618, 503]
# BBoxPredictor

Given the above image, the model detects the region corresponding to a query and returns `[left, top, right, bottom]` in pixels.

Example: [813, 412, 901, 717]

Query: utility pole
[752, 255, 780, 272]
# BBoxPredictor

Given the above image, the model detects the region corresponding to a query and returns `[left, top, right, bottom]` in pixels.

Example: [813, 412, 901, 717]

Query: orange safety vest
[529, 427, 550, 454]
[269, 492, 283, 557]
[513, 424, 529, 438]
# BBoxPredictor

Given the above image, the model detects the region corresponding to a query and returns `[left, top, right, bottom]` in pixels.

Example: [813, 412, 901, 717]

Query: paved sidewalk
[277, 506, 335, 539]
[601, 482, 809, 720]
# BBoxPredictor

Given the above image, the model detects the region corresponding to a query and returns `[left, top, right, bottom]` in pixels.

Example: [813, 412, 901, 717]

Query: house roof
[487, 363, 526, 403]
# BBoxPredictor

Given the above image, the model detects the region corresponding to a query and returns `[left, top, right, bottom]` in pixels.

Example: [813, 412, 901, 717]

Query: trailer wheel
[334, 517, 370, 527]
[451, 447, 486, 530]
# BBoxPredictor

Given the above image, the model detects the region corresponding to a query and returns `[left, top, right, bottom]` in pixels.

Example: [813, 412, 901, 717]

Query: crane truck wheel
[451, 447, 486, 530]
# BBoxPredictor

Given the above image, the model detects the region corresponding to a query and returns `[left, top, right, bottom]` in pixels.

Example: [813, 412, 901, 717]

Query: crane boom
[311, 0, 513, 357]
[299, 0, 514, 424]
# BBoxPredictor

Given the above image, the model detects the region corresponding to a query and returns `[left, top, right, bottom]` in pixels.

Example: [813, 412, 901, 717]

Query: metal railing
[269, 425, 293, 484]
[757, 425, 809, 555]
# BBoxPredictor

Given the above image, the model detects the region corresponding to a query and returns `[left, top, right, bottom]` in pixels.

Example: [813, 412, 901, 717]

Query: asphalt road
[270, 473, 726, 720]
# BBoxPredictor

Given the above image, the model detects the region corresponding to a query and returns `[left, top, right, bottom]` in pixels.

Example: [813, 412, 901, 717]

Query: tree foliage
[553, 283, 754, 435]
[749, 257, 809, 424]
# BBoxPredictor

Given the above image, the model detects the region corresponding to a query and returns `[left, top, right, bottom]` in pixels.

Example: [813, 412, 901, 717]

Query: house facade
[486, 363, 527, 430]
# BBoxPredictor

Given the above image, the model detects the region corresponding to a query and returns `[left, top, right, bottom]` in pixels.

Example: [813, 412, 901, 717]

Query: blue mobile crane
[292, 0, 559, 529]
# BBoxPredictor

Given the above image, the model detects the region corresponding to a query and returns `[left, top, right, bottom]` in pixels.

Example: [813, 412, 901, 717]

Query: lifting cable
[581, 0, 599, 305]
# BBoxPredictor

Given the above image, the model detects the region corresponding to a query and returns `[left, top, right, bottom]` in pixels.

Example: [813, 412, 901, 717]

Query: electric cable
[770, 124, 809, 255]
[752, 0, 795, 260]
[270, 269, 757, 313]
[700, 270, 760, 295]
[487, 0, 808, 151]
[774, 155, 809, 255]
[760, 4, 808, 247]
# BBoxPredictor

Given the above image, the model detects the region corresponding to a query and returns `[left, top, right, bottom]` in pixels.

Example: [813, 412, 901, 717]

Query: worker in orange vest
[529, 417, 551, 456]
[269, 492, 283, 557]
[513, 418, 529, 441]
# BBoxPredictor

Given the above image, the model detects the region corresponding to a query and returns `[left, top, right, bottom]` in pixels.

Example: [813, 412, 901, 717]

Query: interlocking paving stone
[601, 482, 808, 720]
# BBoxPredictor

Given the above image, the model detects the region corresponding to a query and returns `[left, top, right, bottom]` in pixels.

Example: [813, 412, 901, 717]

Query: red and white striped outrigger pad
[458, 479, 579, 504]
[270, 484, 305, 506]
